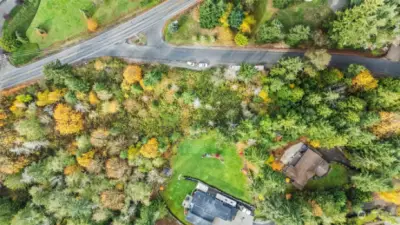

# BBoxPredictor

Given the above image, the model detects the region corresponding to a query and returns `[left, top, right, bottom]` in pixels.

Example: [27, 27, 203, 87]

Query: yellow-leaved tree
[140, 138, 159, 158]
[94, 59, 105, 71]
[54, 104, 84, 135]
[123, 65, 142, 84]
[372, 112, 400, 137]
[240, 14, 256, 33]
[36, 89, 64, 106]
[377, 190, 400, 205]
[352, 70, 378, 91]
[89, 91, 100, 105]
[76, 150, 95, 168]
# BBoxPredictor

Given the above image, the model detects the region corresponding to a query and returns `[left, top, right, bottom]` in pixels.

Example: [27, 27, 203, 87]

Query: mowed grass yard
[275, 0, 334, 30]
[26, 0, 159, 49]
[162, 132, 250, 223]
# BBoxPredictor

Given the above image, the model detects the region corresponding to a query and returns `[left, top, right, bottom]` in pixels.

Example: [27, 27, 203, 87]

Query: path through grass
[162, 131, 249, 223]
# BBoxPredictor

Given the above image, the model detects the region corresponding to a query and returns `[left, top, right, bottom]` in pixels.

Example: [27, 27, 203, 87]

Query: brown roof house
[280, 142, 330, 190]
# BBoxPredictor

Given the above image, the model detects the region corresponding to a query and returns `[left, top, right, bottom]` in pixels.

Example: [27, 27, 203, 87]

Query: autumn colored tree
[76, 150, 95, 168]
[240, 14, 256, 33]
[352, 70, 378, 91]
[140, 138, 159, 158]
[87, 18, 99, 32]
[101, 100, 120, 114]
[372, 112, 400, 137]
[123, 65, 142, 84]
[100, 190, 125, 210]
[53, 104, 84, 135]
[89, 91, 100, 105]
[90, 129, 110, 147]
[105, 158, 130, 179]
[36, 89, 64, 106]
[94, 60, 105, 71]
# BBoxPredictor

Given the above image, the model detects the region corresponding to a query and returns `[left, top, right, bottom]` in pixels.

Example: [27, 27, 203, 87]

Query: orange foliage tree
[372, 112, 400, 137]
[54, 104, 84, 135]
[123, 65, 142, 84]
[87, 18, 99, 32]
[352, 70, 378, 91]
[140, 138, 159, 158]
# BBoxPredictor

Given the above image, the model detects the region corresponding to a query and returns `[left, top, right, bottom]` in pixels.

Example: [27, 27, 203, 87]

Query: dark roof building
[182, 182, 254, 225]
[280, 142, 330, 190]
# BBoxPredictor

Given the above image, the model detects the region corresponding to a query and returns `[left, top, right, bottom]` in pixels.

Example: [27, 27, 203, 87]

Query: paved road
[1, 0, 400, 90]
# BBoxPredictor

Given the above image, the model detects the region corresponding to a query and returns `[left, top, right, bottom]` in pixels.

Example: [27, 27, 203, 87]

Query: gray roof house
[182, 182, 254, 225]
[280, 142, 330, 190]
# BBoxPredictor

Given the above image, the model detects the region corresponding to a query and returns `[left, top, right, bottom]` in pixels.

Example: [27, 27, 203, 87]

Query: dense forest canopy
[0, 54, 399, 225]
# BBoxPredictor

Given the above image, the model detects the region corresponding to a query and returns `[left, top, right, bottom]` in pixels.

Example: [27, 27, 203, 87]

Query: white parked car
[198, 62, 209, 68]
[186, 61, 196, 67]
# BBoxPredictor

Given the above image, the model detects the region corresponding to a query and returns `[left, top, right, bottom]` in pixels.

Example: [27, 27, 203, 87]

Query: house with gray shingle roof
[182, 182, 254, 225]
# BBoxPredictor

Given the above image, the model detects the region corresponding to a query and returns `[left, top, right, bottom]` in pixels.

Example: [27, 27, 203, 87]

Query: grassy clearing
[275, 0, 334, 30]
[162, 131, 249, 223]
[165, 14, 200, 45]
[27, 0, 159, 49]
[303, 164, 349, 191]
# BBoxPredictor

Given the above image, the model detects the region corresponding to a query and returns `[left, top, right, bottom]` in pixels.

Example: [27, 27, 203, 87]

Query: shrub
[234, 33, 248, 46]
[285, 25, 310, 46]
[0, 34, 20, 52]
[256, 19, 285, 43]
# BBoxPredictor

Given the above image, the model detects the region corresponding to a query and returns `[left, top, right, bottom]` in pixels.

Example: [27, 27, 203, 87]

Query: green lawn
[275, 0, 334, 30]
[162, 132, 249, 223]
[26, 0, 160, 49]
[303, 163, 349, 191]
[165, 14, 201, 45]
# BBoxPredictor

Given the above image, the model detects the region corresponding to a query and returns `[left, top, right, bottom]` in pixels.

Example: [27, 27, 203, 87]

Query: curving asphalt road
[1, 0, 400, 90]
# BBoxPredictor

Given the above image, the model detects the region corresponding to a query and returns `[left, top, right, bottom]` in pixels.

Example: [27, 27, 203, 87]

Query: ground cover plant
[0, 0, 160, 65]
[165, 0, 400, 54]
[0, 52, 399, 224]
